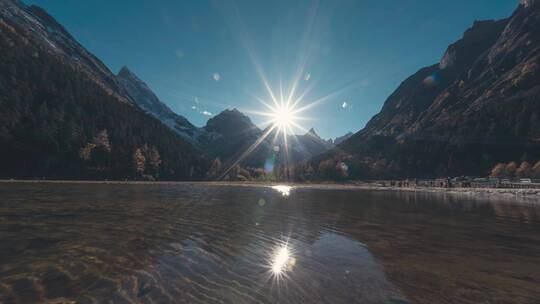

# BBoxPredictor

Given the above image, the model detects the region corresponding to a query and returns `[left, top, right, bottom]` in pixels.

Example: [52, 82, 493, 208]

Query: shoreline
[1, 179, 539, 200]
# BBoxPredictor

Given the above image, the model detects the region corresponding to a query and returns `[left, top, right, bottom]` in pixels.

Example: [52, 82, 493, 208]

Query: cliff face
[354, 18, 509, 141]
[320, 3, 540, 178]
[521, 0, 539, 8]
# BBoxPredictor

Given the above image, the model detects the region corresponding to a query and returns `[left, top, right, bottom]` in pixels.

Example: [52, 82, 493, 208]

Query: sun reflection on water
[269, 244, 295, 279]
[271, 185, 292, 196]
[272, 246, 291, 274]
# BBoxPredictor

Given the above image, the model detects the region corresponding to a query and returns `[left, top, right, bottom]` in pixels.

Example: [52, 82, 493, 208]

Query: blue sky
[27, 0, 517, 139]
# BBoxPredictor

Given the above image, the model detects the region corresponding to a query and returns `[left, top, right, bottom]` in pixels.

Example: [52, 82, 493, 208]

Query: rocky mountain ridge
[0, 0, 133, 104]
[116, 66, 207, 147]
[201, 109, 334, 169]
[115, 67, 336, 169]
[314, 1, 540, 179]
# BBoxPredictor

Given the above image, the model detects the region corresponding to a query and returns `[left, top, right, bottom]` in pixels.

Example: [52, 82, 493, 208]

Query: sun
[269, 103, 298, 134]
[217, 73, 330, 180]
[256, 90, 307, 140]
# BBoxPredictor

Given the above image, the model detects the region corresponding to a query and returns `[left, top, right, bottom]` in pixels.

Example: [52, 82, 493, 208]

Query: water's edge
[1, 180, 539, 202]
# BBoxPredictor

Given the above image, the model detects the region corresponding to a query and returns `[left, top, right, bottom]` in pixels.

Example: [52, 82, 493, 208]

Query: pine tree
[92, 129, 111, 152]
[133, 148, 146, 174]
[516, 161, 532, 178]
[147, 146, 162, 171]
[79, 143, 96, 161]
[532, 161, 540, 178]
[490, 163, 506, 178]
[505, 161, 518, 178]
[206, 158, 222, 179]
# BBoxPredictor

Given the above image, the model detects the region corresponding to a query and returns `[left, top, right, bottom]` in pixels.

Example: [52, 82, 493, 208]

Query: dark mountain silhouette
[292, 128, 335, 160]
[116, 67, 335, 169]
[1, 1, 132, 104]
[117, 64, 337, 170]
[0, 0, 208, 180]
[332, 132, 354, 145]
[201, 109, 333, 170]
[312, 1, 540, 179]
[203, 109, 264, 165]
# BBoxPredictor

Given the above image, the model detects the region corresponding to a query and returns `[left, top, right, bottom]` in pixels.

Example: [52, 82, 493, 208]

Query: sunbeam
[218, 124, 277, 180]
[211, 0, 355, 181]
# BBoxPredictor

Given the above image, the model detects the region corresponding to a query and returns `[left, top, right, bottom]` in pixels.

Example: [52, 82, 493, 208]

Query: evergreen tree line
[490, 161, 540, 179]
[0, 20, 209, 180]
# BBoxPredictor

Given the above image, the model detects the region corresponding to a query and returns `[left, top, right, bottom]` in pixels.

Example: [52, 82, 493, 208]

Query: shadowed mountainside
[311, 1, 540, 179]
[0, 0, 209, 180]
[116, 67, 208, 148]
[202, 109, 334, 171]
[115, 67, 336, 173]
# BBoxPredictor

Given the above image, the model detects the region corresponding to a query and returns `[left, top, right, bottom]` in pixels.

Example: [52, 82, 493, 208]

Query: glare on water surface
[272, 246, 291, 275]
[268, 244, 296, 281]
[2, 184, 538, 303]
[271, 185, 292, 196]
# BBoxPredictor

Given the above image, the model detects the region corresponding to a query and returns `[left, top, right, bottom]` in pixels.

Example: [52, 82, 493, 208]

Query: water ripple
[1, 183, 539, 303]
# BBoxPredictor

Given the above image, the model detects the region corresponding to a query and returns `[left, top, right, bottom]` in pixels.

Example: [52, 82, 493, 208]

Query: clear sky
[27, 0, 517, 139]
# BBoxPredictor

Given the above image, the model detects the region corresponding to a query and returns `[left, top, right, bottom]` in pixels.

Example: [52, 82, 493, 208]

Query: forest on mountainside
[0, 19, 209, 180]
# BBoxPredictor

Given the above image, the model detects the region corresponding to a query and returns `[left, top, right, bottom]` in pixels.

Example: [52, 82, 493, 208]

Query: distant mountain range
[0, 0, 334, 180]
[115, 65, 334, 171]
[201, 109, 333, 167]
[311, 0, 540, 179]
[330, 132, 354, 146]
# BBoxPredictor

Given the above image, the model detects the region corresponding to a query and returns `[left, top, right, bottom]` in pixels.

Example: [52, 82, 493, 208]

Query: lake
[0, 182, 539, 303]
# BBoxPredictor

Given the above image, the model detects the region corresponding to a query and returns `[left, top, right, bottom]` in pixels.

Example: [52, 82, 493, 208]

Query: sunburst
[201, 1, 359, 181]
[217, 83, 325, 180]
[262, 98, 304, 140]
[270, 104, 296, 134]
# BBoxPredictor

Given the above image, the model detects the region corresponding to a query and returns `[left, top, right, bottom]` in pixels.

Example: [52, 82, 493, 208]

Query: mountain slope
[203, 109, 265, 165]
[314, 1, 540, 179]
[202, 109, 333, 171]
[116, 66, 206, 147]
[115, 65, 334, 166]
[0, 0, 132, 104]
[0, 0, 208, 180]
[333, 132, 354, 145]
[291, 128, 334, 160]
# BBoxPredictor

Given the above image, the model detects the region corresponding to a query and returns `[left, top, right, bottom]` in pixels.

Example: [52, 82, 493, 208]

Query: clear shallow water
[0, 183, 539, 304]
